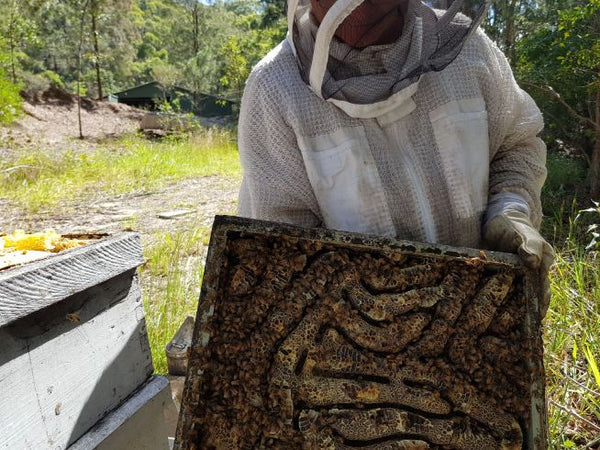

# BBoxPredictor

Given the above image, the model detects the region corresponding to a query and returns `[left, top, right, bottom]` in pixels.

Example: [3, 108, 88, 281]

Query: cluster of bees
[183, 232, 536, 449]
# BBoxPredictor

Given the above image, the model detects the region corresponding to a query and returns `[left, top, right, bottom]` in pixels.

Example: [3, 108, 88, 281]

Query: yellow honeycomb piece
[0, 230, 85, 253]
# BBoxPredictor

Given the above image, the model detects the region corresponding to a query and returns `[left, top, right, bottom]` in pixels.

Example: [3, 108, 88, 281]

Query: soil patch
[0, 93, 240, 245]
[1, 89, 145, 158]
[0, 176, 240, 248]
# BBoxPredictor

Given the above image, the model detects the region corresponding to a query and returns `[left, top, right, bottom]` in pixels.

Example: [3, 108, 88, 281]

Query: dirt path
[1, 93, 241, 246]
[0, 175, 240, 246]
[0, 90, 145, 158]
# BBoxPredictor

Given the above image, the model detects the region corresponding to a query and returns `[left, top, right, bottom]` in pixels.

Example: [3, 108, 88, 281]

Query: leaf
[583, 345, 600, 388]
[585, 232, 600, 251]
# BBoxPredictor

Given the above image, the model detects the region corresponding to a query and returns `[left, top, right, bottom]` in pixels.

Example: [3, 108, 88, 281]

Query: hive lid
[0, 232, 143, 327]
[176, 215, 547, 449]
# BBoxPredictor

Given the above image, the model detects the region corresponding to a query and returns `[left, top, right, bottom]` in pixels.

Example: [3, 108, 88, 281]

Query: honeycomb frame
[175, 216, 547, 450]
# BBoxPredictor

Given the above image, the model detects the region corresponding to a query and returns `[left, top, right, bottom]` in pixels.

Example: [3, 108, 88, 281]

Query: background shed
[108, 81, 234, 117]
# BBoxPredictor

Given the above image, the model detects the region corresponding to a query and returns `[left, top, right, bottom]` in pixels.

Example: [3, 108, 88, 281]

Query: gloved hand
[483, 209, 554, 318]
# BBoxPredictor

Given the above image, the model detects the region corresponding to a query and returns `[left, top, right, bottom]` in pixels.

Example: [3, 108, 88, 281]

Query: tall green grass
[0, 129, 241, 212]
[139, 226, 211, 374]
[544, 211, 600, 448]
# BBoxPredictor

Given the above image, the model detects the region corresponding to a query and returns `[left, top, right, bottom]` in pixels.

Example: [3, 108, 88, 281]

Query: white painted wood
[0, 250, 53, 271]
[0, 233, 144, 327]
[69, 376, 170, 450]
[0, 273, 153, 449]
[157, 210, 192, 219]
[0, 335, 48, 448]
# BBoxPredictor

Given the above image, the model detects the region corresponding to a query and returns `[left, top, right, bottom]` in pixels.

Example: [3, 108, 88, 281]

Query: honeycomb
[179, 223, 542, 450]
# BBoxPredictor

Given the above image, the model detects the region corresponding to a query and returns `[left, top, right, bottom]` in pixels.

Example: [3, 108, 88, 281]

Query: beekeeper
[237, 0, 553, 310]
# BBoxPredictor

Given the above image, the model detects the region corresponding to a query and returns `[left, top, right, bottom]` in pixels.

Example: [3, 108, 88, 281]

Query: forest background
[1, 0, 600, 447]
[1, 0, 599, 202]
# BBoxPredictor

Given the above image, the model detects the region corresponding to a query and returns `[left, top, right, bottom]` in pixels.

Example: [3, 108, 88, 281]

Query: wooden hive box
[0, 232, 170, 449]
[175, 216, 548, 450]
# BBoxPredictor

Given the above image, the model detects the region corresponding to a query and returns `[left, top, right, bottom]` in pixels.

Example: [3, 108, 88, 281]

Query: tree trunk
[78, 0, 91, 139]
[502, 0, 518, 65]
[8, 3, 17, 83]
[192, 4, 199, 55]
[591, 89, 600, 199]
[91, 1, 103, 100]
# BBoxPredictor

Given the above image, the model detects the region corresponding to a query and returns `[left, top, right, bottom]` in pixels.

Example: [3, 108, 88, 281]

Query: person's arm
[475, 31, 554, 314]
[237, 65, 321, 228]
[474, 30, 546, 228]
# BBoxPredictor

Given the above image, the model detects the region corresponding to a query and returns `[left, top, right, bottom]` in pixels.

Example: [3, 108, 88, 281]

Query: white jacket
[237, 25, 546, 248]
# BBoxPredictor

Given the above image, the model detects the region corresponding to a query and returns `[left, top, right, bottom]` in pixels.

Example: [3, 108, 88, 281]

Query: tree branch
[521, 81, 600, 132]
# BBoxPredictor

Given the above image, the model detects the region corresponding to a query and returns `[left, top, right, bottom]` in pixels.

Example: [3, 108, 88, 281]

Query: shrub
[0, 69, 22, 125]
[21, 70, 65, 96]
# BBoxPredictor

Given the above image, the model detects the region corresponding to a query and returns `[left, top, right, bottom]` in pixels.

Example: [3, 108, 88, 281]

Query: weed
[545, 206, 600, 447]
[0, 131, 241, 212]
[139, 225, 209, 374]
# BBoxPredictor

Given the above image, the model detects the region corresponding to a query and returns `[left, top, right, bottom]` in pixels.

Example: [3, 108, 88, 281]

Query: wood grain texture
[0, 273, 154, 450]
[0, 233, 144, 327]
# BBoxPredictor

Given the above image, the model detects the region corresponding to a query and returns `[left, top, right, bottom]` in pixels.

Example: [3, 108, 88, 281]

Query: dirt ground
[0, 92, 240, 243]
[1, 88, 145, 156]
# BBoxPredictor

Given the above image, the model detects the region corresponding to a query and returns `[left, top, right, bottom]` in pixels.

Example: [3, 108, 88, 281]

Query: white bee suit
[237, 0, 547, 249]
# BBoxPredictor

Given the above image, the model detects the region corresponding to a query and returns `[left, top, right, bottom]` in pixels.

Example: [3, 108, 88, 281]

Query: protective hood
[287, 0, 489, 118]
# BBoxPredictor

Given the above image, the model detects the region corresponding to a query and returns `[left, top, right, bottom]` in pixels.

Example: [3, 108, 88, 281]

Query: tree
[217, 12, 285, 102]
[85, 0, 136, 99]
[90, 0, 104, 99]
[0, 0, 41, 82]
[517, 0, 600, 197]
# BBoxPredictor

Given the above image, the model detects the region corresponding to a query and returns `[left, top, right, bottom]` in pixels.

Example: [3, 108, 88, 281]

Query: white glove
[483, 209, 554, 317]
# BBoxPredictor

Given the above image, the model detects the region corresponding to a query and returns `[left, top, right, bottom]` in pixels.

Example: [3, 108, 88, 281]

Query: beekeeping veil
[287, 0, 489, 118]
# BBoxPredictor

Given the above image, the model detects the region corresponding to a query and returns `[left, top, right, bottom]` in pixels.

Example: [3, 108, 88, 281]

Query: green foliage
[0, 0, 287, 101]
[516, 0, 600, 195]
[0, 68, 22, 125]
[0, 0, 41, 81]
[545, 152, 588, 194]
[218, 21, 285, 101]
[41, 70, 65, 88]
[140, 226, 210, 374]
[0, 131, 241, 212]
[541, 152, 588, 242]
[544, 206, 600, 447]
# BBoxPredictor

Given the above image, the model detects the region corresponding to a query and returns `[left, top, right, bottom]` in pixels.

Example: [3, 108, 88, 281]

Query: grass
[0, 128, 241, 212]
[139, 226, 211, 374]
[544, 212, 600, 448]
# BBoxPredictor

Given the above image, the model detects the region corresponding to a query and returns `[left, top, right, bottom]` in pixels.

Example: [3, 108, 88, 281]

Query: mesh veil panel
[290, 0, 489, 105]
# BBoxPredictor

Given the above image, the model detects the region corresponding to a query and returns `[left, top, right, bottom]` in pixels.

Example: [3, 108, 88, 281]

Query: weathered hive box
[176, 216, 548, 450]
[0, 233, 170, 449]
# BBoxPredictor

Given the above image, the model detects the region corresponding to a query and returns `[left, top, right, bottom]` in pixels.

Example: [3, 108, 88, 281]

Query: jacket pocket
[429, 99, 490, 220]
[298, 127, 395, 236]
